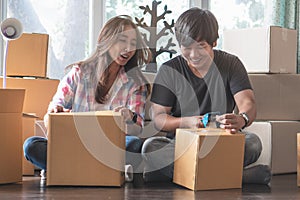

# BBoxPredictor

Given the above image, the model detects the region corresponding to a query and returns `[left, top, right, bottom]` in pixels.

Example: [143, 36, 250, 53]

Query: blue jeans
[23, 135, 143, 171]
[141, 132, 265, 182]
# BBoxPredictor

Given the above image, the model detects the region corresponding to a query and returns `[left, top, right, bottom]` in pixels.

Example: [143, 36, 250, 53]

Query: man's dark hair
[175, 7, 219, 47]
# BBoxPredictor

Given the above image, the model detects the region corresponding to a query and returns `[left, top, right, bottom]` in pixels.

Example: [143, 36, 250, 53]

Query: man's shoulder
[214, 49, 239, 61]
[162, 55, 184, 68]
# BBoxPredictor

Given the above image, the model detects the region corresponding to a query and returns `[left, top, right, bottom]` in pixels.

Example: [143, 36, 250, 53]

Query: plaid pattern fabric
[47, 65, 147, 127]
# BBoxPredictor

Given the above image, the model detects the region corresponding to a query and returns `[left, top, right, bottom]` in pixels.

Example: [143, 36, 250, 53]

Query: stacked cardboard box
[6, 33, 49, 78]
[224, 26, 299, 174]
[1, 33, 60, 175]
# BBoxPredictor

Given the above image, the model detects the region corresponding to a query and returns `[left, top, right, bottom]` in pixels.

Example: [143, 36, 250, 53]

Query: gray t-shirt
[150, 50, 252, 117]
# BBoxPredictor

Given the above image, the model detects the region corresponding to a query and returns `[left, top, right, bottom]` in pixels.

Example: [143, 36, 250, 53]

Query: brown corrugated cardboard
[47, 111, 126, 186]
[249, 74, 300, 120]
[245, 121, 300, 174]
[0, 88, 24, 113]
[0, 77, 59, 119]
[6, 33, 49, 77]
[0, 89, 25, 184]
[22, 115, 38, 175]
[223, 26, 297, 73]
[173, 128, 245, 190]
[297, 133, 300, 186]
[142, 72, 155, 121]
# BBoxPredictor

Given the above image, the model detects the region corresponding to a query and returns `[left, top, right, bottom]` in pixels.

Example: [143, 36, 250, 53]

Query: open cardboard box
[173, 128, 245, 190]
[0, 77, 59, 119]
[46, 111, 126, 186]
[0, 89, 25, 184]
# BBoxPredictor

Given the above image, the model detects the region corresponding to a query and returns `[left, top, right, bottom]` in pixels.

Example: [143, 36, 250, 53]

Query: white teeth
[121, 54, 128, 59]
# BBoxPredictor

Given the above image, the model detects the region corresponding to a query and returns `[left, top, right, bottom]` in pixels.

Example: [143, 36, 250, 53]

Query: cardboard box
[249, 74, 300, 120]
[0, 89, 25, 184]
[0, 77, 59, 119]
[6, 33, 49, 77]
[47, 111, 126, 186]
[223, 26, 297, 73]
[173, 128, 245, 190]
[245, 121, 300, 174]
[22, 114, 38, 175]
[142, 72, 156, 121]
[297, 133, 300, 186]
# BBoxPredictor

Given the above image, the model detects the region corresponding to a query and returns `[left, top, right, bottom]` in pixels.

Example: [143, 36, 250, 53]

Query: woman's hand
[44, 105, 71, 130]
[114, 106, 134, 123]
[216, 113, 245, 134]
[49, 105, 71, 113]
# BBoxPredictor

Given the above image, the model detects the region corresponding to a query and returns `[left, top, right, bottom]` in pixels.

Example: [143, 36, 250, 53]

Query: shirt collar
[118, 67, 129, 84]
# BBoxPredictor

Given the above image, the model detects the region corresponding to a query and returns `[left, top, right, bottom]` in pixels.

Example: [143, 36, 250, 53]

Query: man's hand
[181, 116, 204, 129]
[217, 113, 245, 134]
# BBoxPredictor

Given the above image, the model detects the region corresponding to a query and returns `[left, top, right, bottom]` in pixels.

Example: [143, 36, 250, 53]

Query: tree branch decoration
[135, 0, 177, 72]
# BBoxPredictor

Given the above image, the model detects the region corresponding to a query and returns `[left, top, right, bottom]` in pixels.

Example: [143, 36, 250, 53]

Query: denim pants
[23, 135, 143, 171]
[141, 131, 263, 180]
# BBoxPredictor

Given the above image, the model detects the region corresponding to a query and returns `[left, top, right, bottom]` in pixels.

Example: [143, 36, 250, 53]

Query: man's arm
[234, 89, 256, 126]
[151, 103, 203, 133]
[217, 89, 256, 133]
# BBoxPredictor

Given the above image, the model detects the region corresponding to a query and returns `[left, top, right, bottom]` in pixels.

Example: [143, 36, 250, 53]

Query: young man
[141, 7, 271, 185]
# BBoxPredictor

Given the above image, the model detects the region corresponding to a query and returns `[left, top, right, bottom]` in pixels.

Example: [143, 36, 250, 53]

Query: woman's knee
[126, 135, 143, 153]
[23, 136, 47, 157]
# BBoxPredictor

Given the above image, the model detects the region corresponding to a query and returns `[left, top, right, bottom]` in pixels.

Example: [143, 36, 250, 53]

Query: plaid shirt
[47, 64, 147, 127]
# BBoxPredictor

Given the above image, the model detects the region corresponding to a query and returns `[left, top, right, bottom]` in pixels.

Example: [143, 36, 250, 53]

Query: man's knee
[244, 132, 262, 166]
[245, 132, 262, 154]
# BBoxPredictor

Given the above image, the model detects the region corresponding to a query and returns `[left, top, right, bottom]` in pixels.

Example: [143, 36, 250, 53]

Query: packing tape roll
[125, 164, 133, 182]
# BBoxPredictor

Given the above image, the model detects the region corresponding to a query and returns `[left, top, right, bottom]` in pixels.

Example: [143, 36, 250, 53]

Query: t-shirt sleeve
[150, 65, 176, 107]
[229, 57, 252, 95]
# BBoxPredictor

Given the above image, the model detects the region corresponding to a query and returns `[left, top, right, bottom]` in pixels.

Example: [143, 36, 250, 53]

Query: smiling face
[108, 25, 137, 67]
[180, 40, 215, 72]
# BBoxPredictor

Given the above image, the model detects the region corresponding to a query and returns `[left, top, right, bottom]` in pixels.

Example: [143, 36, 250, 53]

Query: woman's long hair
[67, 15, 152, 104]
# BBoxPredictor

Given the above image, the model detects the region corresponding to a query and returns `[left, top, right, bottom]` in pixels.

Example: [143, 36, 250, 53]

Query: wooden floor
[0, 173, 299, 199]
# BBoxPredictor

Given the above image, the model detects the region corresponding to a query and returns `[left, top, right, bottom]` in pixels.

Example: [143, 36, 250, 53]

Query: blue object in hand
[202, 112, 221, 128]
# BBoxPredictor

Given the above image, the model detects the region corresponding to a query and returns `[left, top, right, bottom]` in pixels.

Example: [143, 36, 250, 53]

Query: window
[211, 0, 271, 49]
[5, 0, 91, 79]
[1, 0, 270, 77]
[105, 0, 190, 71]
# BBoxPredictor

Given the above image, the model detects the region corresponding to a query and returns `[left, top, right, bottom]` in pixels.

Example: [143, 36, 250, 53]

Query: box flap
[23, 113, 39, 118]
[0, 88, 25, 113]
[179, 128, 235, 136]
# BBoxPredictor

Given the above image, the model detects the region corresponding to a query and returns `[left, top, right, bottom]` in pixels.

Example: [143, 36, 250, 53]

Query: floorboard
[0, 173, 299, 199]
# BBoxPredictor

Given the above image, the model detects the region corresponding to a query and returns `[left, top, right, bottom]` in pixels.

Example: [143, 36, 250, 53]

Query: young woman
[23, 15, 152, 178]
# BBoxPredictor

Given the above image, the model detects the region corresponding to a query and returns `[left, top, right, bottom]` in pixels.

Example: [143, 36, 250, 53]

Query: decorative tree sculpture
[135, 0, 177, 72]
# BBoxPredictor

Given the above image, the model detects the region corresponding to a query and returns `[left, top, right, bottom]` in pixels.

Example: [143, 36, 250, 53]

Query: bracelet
[239, 112, 249, 129]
